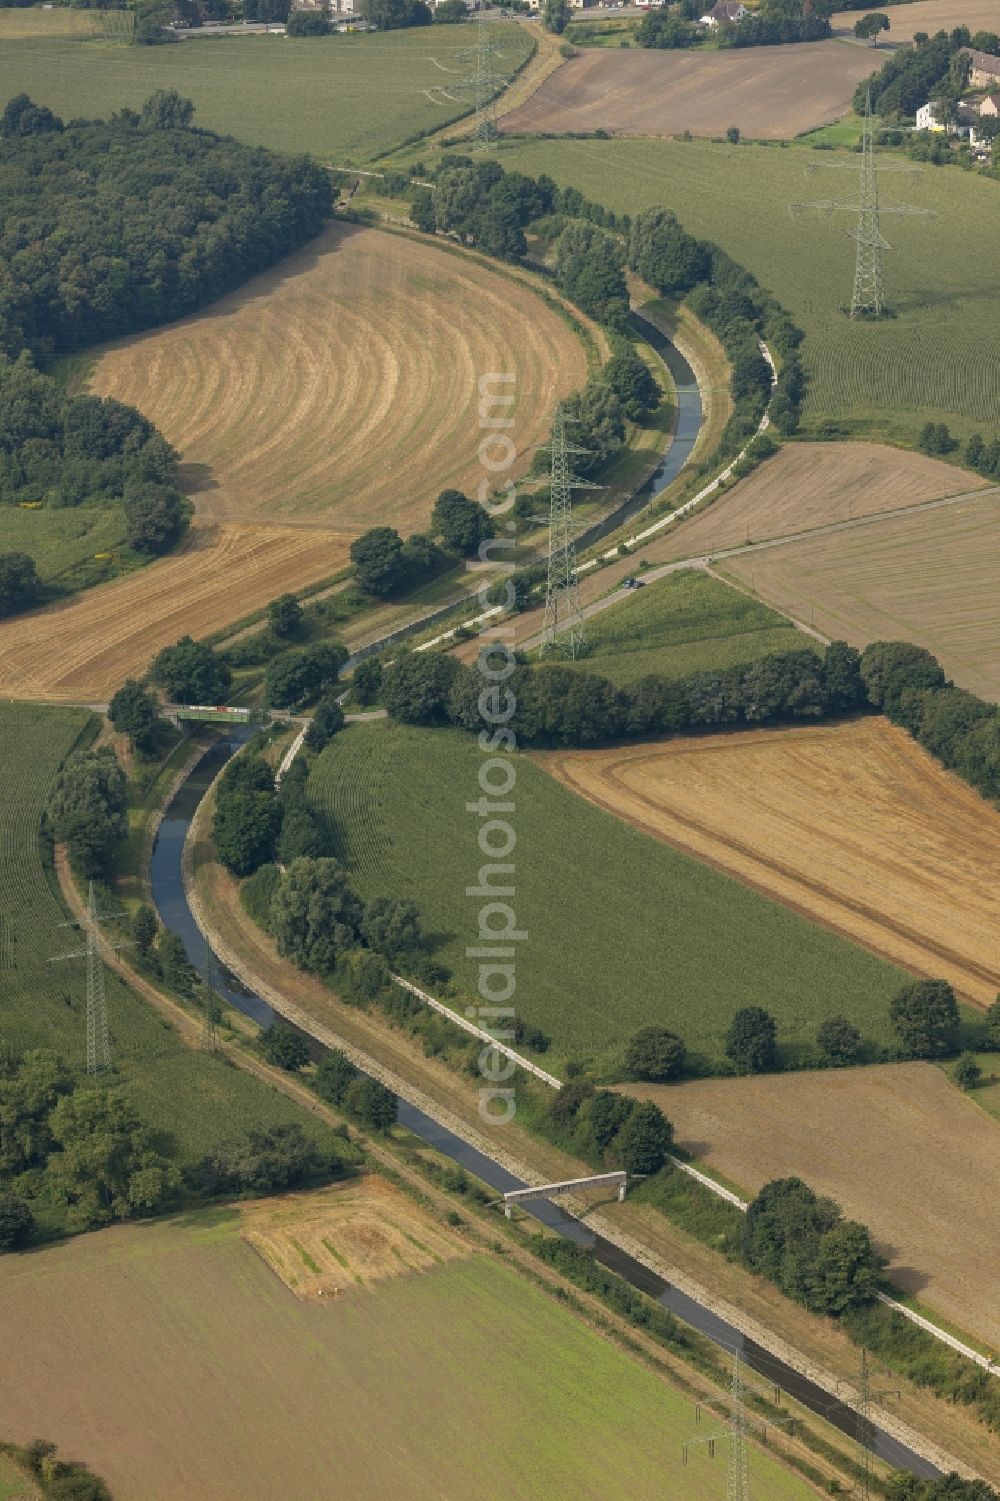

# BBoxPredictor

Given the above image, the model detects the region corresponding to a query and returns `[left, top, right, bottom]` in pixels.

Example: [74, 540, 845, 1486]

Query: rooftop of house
[959, 47, 1000, 75]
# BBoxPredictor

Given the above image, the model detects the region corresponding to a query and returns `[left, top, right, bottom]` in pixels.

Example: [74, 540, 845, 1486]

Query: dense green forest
[0, 89, 332, 612]
[0, 89, 331, 359]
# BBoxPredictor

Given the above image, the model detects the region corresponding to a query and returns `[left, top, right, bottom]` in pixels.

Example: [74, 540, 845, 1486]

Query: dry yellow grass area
[721, 487, 1000, 701]
[657, 441, 985, 561]
[540, 717, 1000, 1001]
[0, 522, 350, 700]
[832, 0, 1000, 41]
[89, 222, 587, 532]
[239, 1177, 467, 1299]
[626, 1063, 1000, 1349]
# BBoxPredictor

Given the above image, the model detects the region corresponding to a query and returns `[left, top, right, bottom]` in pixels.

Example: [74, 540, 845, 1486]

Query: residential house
[699, 0, 748, 26]
[958, 47, 1000, 90]
[981, 90, 1000, 118]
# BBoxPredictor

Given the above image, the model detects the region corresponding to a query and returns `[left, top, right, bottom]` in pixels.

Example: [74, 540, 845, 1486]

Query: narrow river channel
[150, 736, 938, 1480]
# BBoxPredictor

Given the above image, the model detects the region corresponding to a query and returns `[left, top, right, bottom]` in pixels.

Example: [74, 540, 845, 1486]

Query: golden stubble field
[720, 489, 1000, 702]
[831, 0, 1000, 42]
[626, 1063, 1000, 1349]
[0, 224, 587, 699]
[540, 717, 1000, 1002]
[656, 441, 986, 559]
[501, 42, 879, 140]
[89, 222, 587, 532]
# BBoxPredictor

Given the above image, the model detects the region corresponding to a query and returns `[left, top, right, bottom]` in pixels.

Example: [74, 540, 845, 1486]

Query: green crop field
[0, 702, 338, 1163]
[496, 136, 1000, 442]
[566, 568, 814, 685]
[0, 1210, 814, 1501]
[0, 24, 532, 164]
[307, 720, 905, 1070]
[0, 504, 127, 588]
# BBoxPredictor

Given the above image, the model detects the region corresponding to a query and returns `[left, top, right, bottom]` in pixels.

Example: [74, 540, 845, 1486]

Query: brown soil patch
[832, 0, 1000, 43]
[501, 43, 879, 140]
[720, 487, 1000, 702]
[0, 522, 351, 700]
[659, 441, 985, 559]
[539, 717, 1000, 1002]
[89, 222, 587, 532]
[626, 1063, 1000, 1349]
[239, 1177, 467, 1298]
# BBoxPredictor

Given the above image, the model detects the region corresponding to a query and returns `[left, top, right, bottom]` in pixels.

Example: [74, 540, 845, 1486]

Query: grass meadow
[0, 23, 532, 164]
[566, 569, 814, 685]
[0, 703, 339, 1168]
[497, 136, 1000, 442]
[0, 1211, 816, 1501]
[0, 503, 128, 591]
[307, 720, 905, 1070]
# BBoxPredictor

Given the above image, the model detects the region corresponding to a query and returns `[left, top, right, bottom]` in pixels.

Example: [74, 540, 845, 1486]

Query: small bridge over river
[502, 1171, 627, 1219]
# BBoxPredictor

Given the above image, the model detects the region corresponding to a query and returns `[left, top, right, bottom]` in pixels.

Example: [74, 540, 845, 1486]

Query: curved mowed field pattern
[0, 227, 587, 698]
[89, 223, 588, 532]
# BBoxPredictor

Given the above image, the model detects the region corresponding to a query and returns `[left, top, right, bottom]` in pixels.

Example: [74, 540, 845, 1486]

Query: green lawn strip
[291, 1237, 321, 1275]
[0, 27, 532, 166]
[563, 568, 816, 684]
[498, 135, 1000, 442]
[306, 719, 906, 1069]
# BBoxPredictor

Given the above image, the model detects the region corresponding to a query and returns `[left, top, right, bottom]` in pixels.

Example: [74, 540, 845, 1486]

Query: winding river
[150, 735, 938, 1480]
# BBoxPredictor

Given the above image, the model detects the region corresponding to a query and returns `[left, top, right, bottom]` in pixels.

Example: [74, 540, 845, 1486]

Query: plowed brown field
[89, 222, 587, 531]
[540, 717, 1000, 1002]
[626, 1063, 1000, 1348]
[501, 43, 878, 140]
[0, 523, 351, 700]
[657, 441, 986, 559]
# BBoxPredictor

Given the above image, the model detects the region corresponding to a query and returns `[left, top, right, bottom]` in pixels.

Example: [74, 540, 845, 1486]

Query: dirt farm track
[501, 42, 879, 140]
[0, 224, 587, 699]
[629, 1063, 1000, 1350]
[540, 717, 1000, 1003]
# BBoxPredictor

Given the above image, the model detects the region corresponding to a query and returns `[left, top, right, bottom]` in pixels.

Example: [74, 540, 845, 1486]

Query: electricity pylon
[855, 1347, 900, 1501]
[789, 87, 934, 318]
[683, 1349, 795, 1501]
[50, 882, 126, 1076]
[456, 14, 509, 150]
[202, 945, 222, 1052]
[539, 406, 596, 660]
[849, 88, 890, 317]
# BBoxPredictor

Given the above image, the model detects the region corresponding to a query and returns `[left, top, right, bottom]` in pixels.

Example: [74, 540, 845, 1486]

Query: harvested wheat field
[656, 441, 986, 560]
[0, 523, 350, 699]
[831, 0, 1000, 42]
[240, 1177, 464, 1298]
[720, 487, 1000, 701]
[541, 717, 1000, 1001]
[501, 43, 878, 141]
[626, 1063, 1000, 1348]
[89, 222, 588, 531]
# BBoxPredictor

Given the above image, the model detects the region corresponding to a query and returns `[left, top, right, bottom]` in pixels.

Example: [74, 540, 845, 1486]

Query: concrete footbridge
[501, 1171, 627, 1219]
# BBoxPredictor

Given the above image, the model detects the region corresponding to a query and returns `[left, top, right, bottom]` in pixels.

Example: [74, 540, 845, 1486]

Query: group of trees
[743, 1177, 882, 1315]
[888, 1475, 1000, 1501]
[190, 1121, 353, 1196]
[349, 524, 448, 598]
[544, 1076, 675, 1176]
[45, 748, 127, 877]
[263, 640, 347, 711]
[962, 431, 1000, 482]
[555, 220, 630, 330]
[859, 639, 1000, 801]
[4, 1440, 112, 1501]
[724, 0, 832, 47]
[0, 550, 39, 619]
[212, 751, 328, 877]
[381, 638, 868, 748]
[0, 1048, 179, 1247]
[855, 28, 998, 118]
[0, 93, 331, 361]
[312, 1047, 398, 1129]
[149, 635, 231, 704]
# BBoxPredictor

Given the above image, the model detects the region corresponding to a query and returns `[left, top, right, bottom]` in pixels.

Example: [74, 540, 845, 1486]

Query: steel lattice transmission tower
[854, 1347, 900, 1500]
[684, 1349, 796, 1501]
[540, 405, 593, 659]
[457, 13, 503, 151]
[50, 882, 125, 1076]
[850, 88, 891, 319]
[202, 945, 222, 1052]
